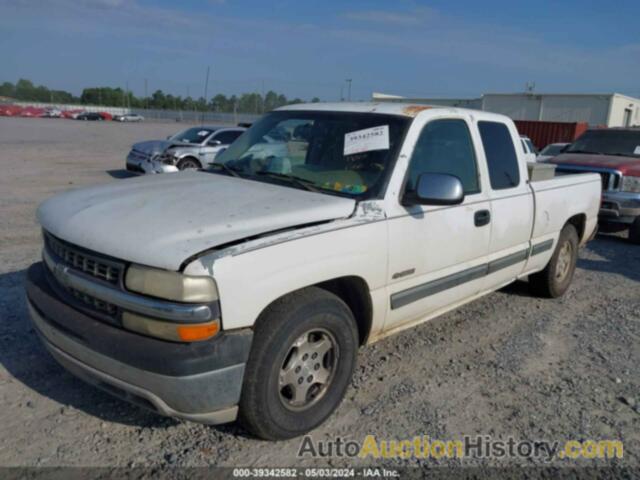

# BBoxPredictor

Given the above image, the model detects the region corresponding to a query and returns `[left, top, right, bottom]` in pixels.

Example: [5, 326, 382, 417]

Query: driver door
[385, 116, 492, 331]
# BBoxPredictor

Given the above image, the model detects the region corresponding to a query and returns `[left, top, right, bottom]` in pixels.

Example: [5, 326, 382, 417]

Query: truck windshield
[212, 110, 410, 198]
[565, 130, 640, 158]
[170, 127, 215, 144]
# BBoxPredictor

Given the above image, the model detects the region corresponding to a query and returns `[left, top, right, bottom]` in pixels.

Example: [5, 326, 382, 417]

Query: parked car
[520, 135, 538, 162]
[549, 128, 640, 243]
[537, 142, 570, 162]
[27, 103, 600, 440]
[43, 108, 63, 118]
[0, 104, 23, 116]
[126, 126, 245, 174]
[76, 112, 104, 121]
[62, 109, 84, 119]
[114, 113, 144, 122]
[20, 106, 46, 118]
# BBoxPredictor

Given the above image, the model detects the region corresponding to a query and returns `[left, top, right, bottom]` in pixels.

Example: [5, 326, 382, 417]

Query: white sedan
[115, 113, 144, 122]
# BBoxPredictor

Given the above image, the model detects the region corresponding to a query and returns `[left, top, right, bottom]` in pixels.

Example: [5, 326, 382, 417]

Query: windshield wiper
[206, 162, 243, 178]
[255, 171, 319, 193]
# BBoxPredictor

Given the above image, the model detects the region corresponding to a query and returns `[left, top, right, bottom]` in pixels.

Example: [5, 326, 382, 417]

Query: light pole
[346, 79, 352, 102]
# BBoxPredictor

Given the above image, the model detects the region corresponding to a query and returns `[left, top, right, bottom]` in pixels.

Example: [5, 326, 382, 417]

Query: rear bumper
[600, 191, 640, 225]
[26, 262, 252, 425]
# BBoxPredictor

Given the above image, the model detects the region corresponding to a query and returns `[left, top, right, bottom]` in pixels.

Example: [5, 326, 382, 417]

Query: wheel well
[315, 276, 373, 345]
[178, 156, 202, 167]
[566, 214, 586, 242]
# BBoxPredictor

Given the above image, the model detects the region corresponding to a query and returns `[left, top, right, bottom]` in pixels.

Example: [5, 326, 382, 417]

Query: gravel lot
[0, 117, 638, 471]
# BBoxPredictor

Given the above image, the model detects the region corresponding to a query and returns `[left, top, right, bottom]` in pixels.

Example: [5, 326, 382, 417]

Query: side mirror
[560, 144, 571, 153]
[166, 135, 172, 140]
[403, 173, 465, 206]
[208, 139, 222, 146]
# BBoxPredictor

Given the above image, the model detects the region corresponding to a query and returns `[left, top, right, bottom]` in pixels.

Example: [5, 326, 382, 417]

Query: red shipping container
[514, 120, 589, 150]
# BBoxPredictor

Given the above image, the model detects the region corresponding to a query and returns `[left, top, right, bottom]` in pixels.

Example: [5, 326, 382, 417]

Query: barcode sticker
[344, 125, 390, 156]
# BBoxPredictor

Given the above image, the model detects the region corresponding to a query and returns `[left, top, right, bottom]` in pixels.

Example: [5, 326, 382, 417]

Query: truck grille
[598, 172, 622, 191]
[555, 166, 621, 192]
[69, 287, 118, 316]
[43, 232, 125, 320]
[45, 233, 122, 285]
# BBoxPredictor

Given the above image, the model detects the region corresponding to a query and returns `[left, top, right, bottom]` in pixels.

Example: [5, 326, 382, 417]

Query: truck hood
[550, 153, 640, 176]
[37, 171, 356, 271]
[132, 139, 195, 156]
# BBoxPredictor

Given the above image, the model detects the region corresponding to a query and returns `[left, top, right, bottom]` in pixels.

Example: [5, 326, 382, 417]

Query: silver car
[126, 126, 245, 174]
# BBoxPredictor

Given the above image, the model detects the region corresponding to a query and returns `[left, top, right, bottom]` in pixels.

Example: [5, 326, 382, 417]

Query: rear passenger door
[478, 121, 534, 289]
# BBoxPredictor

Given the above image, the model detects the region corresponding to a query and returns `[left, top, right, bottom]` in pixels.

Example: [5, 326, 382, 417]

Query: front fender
[183, 219, 389, 334]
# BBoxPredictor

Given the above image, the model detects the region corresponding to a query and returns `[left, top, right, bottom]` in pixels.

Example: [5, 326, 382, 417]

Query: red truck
[549, 128, 640, 244]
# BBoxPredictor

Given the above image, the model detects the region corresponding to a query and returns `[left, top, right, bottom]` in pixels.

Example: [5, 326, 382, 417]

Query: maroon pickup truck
[549, 128, 640, 244]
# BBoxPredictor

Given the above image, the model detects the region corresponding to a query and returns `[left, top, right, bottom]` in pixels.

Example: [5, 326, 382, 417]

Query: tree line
[0, 78, 320, 113]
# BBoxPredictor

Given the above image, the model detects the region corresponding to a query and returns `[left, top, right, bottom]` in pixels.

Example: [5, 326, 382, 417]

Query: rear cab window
[478, 121, 520, 190]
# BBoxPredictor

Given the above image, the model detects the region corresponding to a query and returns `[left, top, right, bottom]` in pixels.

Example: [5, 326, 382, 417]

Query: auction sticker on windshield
[344, 125, 389, 156]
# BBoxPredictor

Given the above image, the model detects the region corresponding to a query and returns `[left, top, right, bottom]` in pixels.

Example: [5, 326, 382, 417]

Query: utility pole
[346, 79, 352, 102]
[202, 66, 211, 124]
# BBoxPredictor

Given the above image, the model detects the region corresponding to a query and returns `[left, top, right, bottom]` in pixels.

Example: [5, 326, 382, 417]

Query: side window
[478, 121, 520, 190]
[214, 130, 243, 145]
[406, 119, 480, 194]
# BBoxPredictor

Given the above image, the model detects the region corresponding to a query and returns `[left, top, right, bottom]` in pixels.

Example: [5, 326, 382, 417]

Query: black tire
[598, 222, 626, 234]
[177, 157, 201, 170]
[239, 287, 358, 440]
[529, 224, 579, 298]
[628, 217, 640, 245]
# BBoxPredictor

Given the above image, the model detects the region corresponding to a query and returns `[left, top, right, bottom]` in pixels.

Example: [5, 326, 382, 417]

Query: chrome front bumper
[600, 191, 640, 224]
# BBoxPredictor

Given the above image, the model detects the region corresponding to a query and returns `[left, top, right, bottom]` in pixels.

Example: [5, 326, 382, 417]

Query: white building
[372, 92, 640, 127]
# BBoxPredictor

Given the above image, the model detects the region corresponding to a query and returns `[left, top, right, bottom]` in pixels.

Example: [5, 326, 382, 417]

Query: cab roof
[277, 101, 509, 122]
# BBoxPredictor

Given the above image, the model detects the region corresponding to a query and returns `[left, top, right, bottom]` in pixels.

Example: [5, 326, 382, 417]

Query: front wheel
[239, 287, 358, 440]
[177, 157, 201, 170]
[529, 224, 579, 298]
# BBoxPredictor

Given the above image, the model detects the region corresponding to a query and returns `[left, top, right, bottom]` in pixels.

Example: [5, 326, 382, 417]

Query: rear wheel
[529, 224, 579, 298]
[177, 157, 201, 170]
[239, 287, 358, 440]
[628, 217, 640, 245]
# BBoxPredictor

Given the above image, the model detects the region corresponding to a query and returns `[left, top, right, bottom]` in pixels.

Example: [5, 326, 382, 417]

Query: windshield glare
[171, 127, 215, 144]
[566, 130, 640, 157]
[212, 111, 409, 198]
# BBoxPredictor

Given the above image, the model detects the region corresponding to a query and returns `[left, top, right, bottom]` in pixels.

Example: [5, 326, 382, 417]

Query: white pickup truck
[26, 103, 601, 440]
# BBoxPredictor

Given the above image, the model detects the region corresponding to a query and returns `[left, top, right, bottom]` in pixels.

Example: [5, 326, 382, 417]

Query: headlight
[122, 312, 220, 342]
[160, 153, 177, 165]
[125, 265, 218, 303]
[622, 176, 640, 193]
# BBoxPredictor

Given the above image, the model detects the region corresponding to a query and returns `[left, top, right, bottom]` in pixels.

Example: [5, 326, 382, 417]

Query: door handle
[474, 209, 491, 227]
